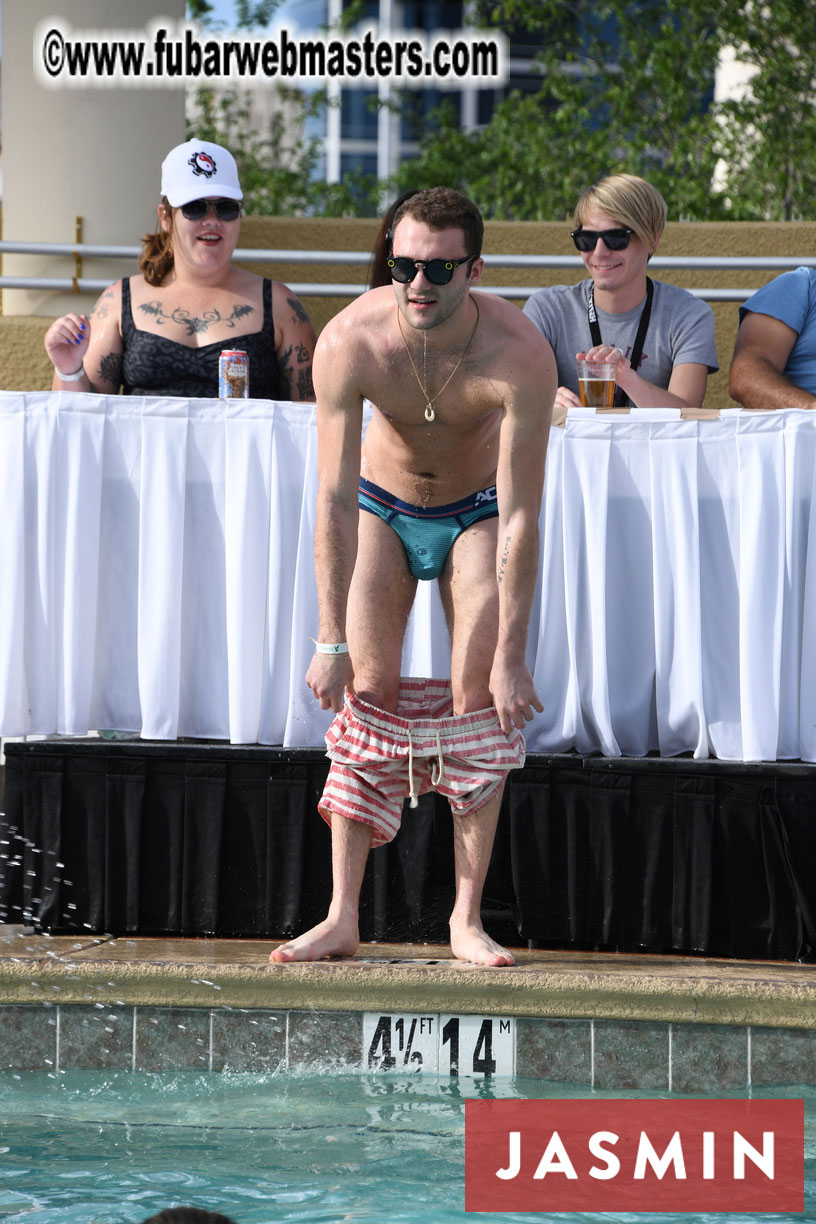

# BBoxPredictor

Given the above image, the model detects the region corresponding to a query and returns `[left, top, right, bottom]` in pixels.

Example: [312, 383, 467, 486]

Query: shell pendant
[424, 404, 435, 422]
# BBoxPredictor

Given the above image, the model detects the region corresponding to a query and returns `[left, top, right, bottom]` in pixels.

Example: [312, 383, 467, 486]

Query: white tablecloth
[2, 392, 816, 761]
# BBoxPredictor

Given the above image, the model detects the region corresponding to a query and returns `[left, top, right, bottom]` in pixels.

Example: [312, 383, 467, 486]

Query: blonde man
[524, 174, 718, 414]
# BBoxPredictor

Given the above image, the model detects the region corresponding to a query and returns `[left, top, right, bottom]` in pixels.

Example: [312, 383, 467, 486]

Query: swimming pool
[0, 1070, 813, 1224]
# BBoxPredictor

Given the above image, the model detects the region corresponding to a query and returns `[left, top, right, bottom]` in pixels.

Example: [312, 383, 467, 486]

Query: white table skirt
[2, 392, 816, 761]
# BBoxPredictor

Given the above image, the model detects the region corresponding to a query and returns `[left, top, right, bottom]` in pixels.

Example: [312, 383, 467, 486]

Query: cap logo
[188, 151, 217, 179]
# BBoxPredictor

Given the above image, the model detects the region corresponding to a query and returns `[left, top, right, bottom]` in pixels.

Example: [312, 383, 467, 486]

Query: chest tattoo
[139, 300, 255, 337]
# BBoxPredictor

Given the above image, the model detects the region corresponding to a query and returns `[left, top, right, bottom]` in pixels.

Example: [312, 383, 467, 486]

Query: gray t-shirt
[523, 279, 718, 396]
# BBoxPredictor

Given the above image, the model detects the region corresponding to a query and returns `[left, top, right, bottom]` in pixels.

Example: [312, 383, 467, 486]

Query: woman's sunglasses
[180, 198, 242, 222]
[571, 228, 634, 252]
[387, 255, 475, 285]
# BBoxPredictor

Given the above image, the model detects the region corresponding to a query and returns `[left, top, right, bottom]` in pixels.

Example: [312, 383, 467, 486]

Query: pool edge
[0, 932, 814, 1029]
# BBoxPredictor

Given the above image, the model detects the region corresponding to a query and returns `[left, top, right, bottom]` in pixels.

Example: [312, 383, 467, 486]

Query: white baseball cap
[160, 139, 243, 207]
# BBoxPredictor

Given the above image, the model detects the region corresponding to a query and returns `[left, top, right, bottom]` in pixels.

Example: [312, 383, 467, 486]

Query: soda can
[219, 350, 249, 399]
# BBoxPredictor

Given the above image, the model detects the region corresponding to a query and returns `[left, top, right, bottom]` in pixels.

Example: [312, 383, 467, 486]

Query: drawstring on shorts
[319, 679, 527, 847]
[407, 729, 418, 808]
[406, 727, 445, 808]
[430, 729, 444, 786]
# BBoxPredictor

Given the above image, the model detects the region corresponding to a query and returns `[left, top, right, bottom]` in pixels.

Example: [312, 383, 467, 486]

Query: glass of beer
[577, 359, 617, 409]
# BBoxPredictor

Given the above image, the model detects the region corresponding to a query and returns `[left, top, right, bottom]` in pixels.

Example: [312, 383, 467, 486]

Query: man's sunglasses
[571, 228, 634, 252]
[180, 198, 242, 222]
[387, 255, 475, 285]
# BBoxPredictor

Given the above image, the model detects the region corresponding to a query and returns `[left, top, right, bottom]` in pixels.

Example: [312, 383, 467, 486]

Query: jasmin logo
[188, 151, 217, 178]
[465, 1098, 803, 1212]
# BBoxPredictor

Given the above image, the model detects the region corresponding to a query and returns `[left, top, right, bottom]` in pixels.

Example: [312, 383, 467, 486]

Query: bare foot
[449, 919, 516, 967]
[269, 916, 359, 964]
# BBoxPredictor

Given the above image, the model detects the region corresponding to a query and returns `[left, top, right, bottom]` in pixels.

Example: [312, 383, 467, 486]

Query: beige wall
[5, 217, 816, 412]
[2, 0, 185, 317]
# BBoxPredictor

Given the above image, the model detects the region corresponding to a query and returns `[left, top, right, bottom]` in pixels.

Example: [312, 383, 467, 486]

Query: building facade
[276, 0, 545, 185]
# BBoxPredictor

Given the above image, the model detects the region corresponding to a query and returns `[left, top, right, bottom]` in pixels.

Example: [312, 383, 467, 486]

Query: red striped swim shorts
[318, 677, 526, 847]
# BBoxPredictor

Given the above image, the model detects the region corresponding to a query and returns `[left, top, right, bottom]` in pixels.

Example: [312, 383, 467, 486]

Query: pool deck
[1, 925, 814, 1029]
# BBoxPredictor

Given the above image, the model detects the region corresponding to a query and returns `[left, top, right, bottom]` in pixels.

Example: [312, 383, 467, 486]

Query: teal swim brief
[358, 476, 499, 581]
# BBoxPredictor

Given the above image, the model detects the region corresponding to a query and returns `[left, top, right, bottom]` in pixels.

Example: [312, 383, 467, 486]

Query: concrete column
[2, 0, 186, 317]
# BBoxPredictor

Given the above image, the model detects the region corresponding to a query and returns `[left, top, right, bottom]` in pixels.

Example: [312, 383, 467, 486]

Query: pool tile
[58, 1005, 134, 1070]
[287, 1010, 362, 1069]
[134, 1006, 210, 1071]
[516, 1018, 592, 1083]
[670, 1023, 748, 1092]
[751, 1026, 816, 1086]
[593, 1020, 669, 1090]
[211, 1009, 286, 1072]
[0, 1004, 57, 1070]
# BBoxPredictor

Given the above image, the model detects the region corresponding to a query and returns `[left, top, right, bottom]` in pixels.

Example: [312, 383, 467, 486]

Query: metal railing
[2, 240, 815, 301]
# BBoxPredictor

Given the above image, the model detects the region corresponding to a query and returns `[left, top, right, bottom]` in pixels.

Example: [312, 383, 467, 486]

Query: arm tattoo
[287, 296, 311, 326]
[297, 365, 315, 400]
[92, 287, 115, 322]
[277, 348, 292, 399]
[98, 351, 123, 389]
[497, 535, 511, 585]
[278, 343, 315, 400]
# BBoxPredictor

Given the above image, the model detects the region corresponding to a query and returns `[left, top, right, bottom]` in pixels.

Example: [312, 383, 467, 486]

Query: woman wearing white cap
[44, 139, 316, 401]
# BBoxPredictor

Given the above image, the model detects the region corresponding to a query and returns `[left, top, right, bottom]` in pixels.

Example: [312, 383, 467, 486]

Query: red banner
[465, 1098, 803, 1213]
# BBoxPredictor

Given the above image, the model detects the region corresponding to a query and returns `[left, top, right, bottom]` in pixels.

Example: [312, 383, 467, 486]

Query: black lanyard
[587, 278, 654, 408]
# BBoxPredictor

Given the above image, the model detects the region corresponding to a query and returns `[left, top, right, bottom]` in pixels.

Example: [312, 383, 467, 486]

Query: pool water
[0, 1071, 813, 1223]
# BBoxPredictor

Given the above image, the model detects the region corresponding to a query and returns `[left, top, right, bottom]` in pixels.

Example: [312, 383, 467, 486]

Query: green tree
[184, 0, 816, 221]
[190, 84, 379, 216]
[186, 0, 215, 21]
[393, 0, 730, 220]
[186, 0, 280, 29]
[714, 0, 816, 219]
[185, 0, 379, 215]
[396, 0, 816, 221]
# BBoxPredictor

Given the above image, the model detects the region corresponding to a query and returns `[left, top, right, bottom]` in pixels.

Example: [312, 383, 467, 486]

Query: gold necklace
[396, 297, 480, 422]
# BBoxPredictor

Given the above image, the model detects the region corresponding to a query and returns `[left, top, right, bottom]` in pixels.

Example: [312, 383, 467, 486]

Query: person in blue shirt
[730, 266, 816, 410]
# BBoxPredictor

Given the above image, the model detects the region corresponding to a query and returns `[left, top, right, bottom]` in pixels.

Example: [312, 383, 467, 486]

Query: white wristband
[314, 641, 350, 656]
[54, 364, 86, 382]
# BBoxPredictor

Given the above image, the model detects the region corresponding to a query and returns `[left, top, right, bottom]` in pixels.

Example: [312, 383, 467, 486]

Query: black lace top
[120, 277, 286, 399]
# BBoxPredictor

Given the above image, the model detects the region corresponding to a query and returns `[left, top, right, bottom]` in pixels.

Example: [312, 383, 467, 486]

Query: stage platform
[1, 739, 815, 964]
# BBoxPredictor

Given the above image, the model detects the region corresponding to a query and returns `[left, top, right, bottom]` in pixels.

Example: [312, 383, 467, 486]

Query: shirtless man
[270, 187, 555, 967]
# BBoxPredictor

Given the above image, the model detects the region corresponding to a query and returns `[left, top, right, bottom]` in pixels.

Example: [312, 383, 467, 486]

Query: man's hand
[577, 344, 631, 376]
[577, 343, 628, 365]
[489, 657, 543, 734]
[306, 652, 354, 713]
